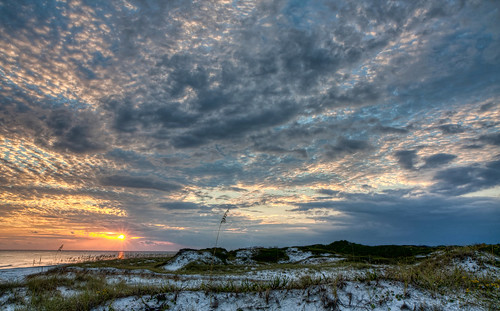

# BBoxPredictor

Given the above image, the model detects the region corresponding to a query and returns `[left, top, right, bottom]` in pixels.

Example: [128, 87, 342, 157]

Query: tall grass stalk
[214, 209, 229, 254]
[211, 208, 229, 270]
[209, 208, 229, 307]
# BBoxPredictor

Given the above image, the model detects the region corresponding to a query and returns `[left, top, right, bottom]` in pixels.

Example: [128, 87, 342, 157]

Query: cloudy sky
[1, 0, 499, 251]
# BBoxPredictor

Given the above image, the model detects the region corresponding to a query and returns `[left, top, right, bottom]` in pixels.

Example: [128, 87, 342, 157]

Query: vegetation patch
[299, 240, 439, 264]
[73, 256, 172, 273]
[0, 281, 22, 295]
[251, 247, 289, 263]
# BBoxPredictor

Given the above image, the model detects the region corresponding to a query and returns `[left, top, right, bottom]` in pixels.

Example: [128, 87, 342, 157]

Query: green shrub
[252, 248, 289, 263]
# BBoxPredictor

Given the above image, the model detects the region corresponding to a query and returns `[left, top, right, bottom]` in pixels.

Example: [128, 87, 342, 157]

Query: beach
[0, 244, 498, 310]
[0, 265, 60, 283]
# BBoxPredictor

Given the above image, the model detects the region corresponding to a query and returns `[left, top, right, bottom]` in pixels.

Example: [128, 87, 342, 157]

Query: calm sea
[0, 250, 175, 270]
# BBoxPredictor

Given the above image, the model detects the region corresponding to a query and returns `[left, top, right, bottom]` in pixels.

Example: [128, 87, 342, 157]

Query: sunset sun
[117, 234, 125, 240]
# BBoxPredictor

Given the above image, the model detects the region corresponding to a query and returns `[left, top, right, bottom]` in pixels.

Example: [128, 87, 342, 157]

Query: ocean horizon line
[0, 249, 177, 252]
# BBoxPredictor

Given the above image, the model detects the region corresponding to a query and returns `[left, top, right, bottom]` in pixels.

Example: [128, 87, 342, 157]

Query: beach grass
[72, 256, 173, 273]
[16, 271, 171, 311]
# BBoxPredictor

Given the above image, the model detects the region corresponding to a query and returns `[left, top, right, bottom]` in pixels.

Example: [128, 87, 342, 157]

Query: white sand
[0, 265, 59, 283]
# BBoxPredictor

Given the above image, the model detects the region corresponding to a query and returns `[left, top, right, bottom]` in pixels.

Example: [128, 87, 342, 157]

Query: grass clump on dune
[379, 245, 500, 308]
[0, 280, 22, 295]
[19, 271, 172, 311]
[73, 256, 173, 273]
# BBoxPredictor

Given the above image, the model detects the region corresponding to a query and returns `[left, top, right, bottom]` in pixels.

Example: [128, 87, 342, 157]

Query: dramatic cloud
[421, 153, 457, 169]
[394, 150, 418, 170]
[432, 160, 500, 196]
[290, 193, 500, 245]
[479, 133, 500, 146]
[324, 138, 371, 160]
[0, 0, 499, 250]
[100, 175, 182, 193]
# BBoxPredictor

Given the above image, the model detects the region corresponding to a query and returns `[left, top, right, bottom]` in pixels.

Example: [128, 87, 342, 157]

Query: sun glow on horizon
[87, 232, 133, 240]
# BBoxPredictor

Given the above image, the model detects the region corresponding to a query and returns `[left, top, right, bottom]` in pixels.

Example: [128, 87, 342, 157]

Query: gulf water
[0, 250, 175, 270]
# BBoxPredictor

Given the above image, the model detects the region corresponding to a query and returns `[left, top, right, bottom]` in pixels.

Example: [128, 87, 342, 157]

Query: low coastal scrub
[251, 248, 289, 263]
[299, 240, 438, 264]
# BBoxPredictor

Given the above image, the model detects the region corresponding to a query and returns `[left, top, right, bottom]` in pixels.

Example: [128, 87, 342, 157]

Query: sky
[0, 0, 499, 251]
